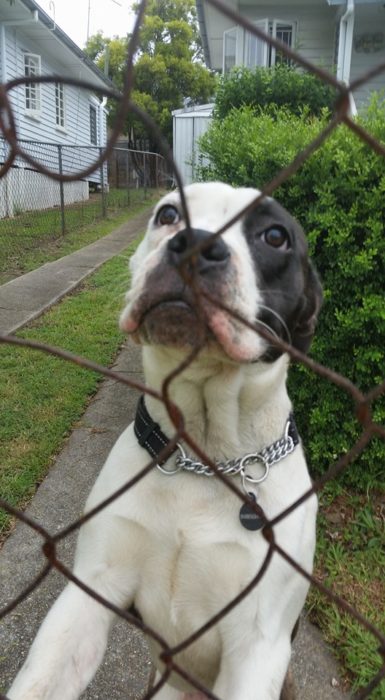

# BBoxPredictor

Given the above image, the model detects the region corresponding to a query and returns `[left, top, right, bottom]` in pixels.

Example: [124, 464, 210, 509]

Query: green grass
[0, 242, 138, 538]
[0, 188, 160, 284]
[308, 483, 385, 698]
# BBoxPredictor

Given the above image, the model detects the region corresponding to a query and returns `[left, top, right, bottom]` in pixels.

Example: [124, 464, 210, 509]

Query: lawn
[308, 484, 385, 698]
[0, 242, 137, 539]
[0, 188, 159, 284]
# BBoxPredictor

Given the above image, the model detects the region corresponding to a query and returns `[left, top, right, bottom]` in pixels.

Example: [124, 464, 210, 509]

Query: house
[196, 0, 385, 107]
[174, 0, 385, 184]
[0, 0, 115, 217]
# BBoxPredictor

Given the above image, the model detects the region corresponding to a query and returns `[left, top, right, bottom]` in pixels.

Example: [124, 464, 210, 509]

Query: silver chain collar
[156, 417, 297, 493]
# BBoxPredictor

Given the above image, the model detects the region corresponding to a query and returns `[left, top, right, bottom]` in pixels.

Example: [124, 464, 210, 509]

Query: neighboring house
[171, 0, 385, 184]
[0, 0, 115, 217]
[196, 0, 385, 107]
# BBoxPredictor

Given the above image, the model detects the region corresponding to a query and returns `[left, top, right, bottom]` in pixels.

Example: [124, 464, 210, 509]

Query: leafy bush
[214, 65, 337, 120]
[197, 97, 385, 490]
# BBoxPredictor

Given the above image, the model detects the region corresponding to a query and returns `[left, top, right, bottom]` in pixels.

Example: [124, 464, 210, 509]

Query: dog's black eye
[156, 205, 180, 226]
[261, 227, 289, 250]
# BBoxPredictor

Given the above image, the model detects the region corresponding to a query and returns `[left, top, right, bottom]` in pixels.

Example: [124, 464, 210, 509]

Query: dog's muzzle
[120, 223, 267, 362]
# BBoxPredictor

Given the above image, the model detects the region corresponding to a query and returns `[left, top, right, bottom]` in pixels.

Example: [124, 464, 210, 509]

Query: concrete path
[0, 217, 349, 698]
[0, 208, 151, 335]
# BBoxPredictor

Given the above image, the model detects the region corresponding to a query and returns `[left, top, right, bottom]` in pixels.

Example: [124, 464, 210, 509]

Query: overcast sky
[38, 0, 134, 49]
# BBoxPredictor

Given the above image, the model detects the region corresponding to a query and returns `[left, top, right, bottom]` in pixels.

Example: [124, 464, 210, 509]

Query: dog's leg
[212, 635, 292, 700]
[8, 514, 138, 700]
[7, 582, 117, 700]
[279, 666, 296, 700]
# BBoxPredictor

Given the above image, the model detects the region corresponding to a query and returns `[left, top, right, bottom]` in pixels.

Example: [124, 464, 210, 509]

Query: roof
[1, 0, 116, 93]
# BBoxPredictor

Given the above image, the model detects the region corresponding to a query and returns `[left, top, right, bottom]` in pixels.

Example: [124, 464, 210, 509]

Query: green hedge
[197, 97, 385, 490]
[214, 65, 337, 120]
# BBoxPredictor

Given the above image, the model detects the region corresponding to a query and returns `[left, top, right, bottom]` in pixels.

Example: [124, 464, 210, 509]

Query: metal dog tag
[239, 492, 265, 531]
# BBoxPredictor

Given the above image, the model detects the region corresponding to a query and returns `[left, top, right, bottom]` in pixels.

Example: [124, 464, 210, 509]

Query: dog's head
[120, 183, 322, 363]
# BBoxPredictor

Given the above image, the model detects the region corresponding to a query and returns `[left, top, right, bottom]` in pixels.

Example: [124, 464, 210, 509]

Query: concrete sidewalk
[0, 208, 151, 335]
[0, 219, 349, 698]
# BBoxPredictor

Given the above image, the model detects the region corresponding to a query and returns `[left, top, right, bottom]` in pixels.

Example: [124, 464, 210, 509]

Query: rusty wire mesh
[0, 0, 385, 698]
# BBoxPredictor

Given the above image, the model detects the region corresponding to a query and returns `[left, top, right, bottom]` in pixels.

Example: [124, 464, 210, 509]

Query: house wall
[0, 22, 109, 217]
[0, 168, 88, 218]
[350, 4, 385, 107]
[1, 24, 106, 183]
[239, 4, 337, 70]
[204, 1, 338, 71]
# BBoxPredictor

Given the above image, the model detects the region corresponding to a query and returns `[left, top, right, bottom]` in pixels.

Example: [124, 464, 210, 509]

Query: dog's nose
[167, 228, 230, 273]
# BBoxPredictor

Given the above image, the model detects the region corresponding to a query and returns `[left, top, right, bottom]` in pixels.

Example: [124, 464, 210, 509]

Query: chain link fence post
[100, 147, 107, 218]
[57, 144, 66, 235]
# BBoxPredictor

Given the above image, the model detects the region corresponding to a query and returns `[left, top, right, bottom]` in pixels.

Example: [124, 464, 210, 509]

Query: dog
[8, 182, 322, 700]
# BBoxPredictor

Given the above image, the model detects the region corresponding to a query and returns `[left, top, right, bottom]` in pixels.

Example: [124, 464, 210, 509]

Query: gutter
[337, 0, 357, 114]
[337, 0, 355, 83]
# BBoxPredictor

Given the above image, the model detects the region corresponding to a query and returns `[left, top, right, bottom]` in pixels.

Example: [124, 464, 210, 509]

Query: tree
[84, 0, 216, 150]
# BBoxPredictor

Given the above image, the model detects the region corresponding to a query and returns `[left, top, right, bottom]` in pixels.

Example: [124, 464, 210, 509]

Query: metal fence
[0, 138, 170, 235]
[0, 0, 385, 698]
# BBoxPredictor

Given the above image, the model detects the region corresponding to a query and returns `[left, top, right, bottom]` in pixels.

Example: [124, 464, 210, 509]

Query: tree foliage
[197, 95, 385, 490]
[84, 0, 215, 149]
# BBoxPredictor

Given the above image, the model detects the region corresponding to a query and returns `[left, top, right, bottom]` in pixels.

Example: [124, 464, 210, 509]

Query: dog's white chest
[132, 479, 261, 686]
[116, 465, 316, 691]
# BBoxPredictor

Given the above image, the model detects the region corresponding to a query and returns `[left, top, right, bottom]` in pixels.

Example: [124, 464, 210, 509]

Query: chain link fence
[0, 137, 170, 284]
[0, 0, 385, 698]
[0, 137, 170, 233]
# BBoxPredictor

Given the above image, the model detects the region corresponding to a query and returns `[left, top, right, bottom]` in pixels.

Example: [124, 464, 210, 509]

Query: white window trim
[223, 26, 237, 73]
[24, 52, 41, 117]
[270, 19, 296, 66]
[244, 19, 269, 69]
[89, 103, 98, 146]
[224, 19, 296, 71]
[55, 81, 66, 131]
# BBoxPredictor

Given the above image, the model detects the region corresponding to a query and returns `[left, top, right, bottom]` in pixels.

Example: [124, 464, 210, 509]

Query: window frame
[223, 27, 237, 74]
[89, 104, 98, 146]
[270, 20, 296, 67]
[225, 18, 296, 71]
[24, 52, 41, 116]
[55, 81, 66, 131]
[244, 19, 269, 69]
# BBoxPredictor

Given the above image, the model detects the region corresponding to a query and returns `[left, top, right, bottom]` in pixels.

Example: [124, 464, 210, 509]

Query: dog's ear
[292, 263, 323, 354]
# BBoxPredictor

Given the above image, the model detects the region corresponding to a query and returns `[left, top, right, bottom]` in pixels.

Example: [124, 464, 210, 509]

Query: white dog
[8, 183, 322, 700]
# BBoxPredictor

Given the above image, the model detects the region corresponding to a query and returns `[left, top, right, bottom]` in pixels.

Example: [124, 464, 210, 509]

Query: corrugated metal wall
[172, 104, 213, 185]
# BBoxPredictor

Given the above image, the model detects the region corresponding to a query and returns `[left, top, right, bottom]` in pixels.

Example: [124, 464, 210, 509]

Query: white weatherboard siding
[5, 25, 104, 161]
[349, 4, 385, 106]
[0, 24, 107, 216]
[0, 169, 88, 218]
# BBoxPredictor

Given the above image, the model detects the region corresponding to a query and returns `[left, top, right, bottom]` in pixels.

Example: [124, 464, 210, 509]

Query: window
[90, 105, 97, 145]
[231, 19, 295, 71]
[55, 82, 65, 128]
[270, 22, 294, 66]
[245, 20, 268, 69]
[223, 27, 237, 73]
[24, 53, 41, 113]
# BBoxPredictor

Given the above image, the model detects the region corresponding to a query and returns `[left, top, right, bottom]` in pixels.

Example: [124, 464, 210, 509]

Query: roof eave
[18, 0, 118, 93]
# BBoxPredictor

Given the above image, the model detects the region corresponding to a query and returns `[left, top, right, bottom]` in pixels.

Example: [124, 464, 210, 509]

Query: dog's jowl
[8, 183, 322, 700]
